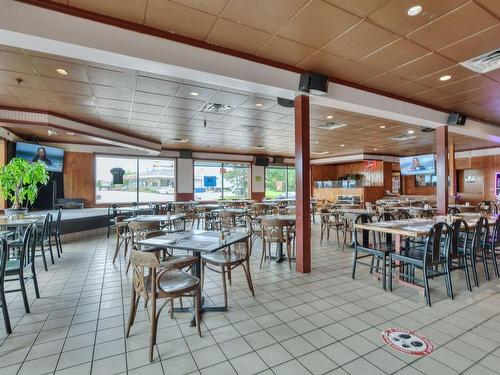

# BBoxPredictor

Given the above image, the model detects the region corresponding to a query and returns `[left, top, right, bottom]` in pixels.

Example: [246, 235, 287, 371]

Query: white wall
[176, 158, 194, 194]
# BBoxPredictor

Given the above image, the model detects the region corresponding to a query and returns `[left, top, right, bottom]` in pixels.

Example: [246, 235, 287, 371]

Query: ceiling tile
[323, 21, 399, 61]
[130, 112, 161, 122]
[176, 84, 216, 101]
[58, 103, 97, 114]
[95, 98, 132, 111]
[92, 85, 134, 101]
[0, 95, 23, 107]
[87, 66, 135, 88]
[0, 71, 46, 89]
[0, 50, 35, 74]
[170, 0, 228, 15]
[136, 76, 179, 96]
[416, 64, 476, 88]
[475, 0, 500, 17]
[145, 0, 218, 40]
[360, 72, 407, 91]
[222, 0, 307, 33]
[169, 97, 204, 110]
[440, 75, 497, 95]
[68, 0, 148, 23]
[255, 37, 315, 65]
[390, 81, 430, 97]
[132, 102, 165, 114]
[134, 91, 171, 106]
[6, 86, 51, 99]
[390, 53, 455, 80]
[209, 91, 249, 106]
[240, 97, 276, 111]
[97, 108, 130, 118]
[207, 19, 272, 54]
[325, 0, 389, 17]
[368, 0, 469, 35]
[406, 2, 498, 50]
[29, 56, 89, 82]
[162, 107, 197, 119]
[359, 38, 430, 71]
[42, 77, 92, 95]
[53, 93, 95, 106]
[278, 0, 359, 48]
[438, 24, 500, 63]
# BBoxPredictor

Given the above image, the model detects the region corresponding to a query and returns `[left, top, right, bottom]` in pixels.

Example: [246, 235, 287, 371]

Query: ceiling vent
[390, 134, 417, 141]
[170, 138, 189, 143]
[318, 122, 347, 130]
[420, 127, 435, 133]
[460, 48, 500, 73]
[201, 103, 234, 115]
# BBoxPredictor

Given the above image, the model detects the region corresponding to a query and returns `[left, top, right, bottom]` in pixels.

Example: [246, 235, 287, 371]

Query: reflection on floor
[1, 223, 500, 375]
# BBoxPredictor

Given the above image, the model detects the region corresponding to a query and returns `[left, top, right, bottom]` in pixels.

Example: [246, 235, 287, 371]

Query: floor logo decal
[382, 328, 435, 356]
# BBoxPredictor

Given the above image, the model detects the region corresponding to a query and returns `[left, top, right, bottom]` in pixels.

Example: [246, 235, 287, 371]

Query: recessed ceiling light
[47, 129, 57, 136]
[56, 68, 68, 75]
[326, 115, 333, 119]
[313, 141, 319, 144]
[251, 145, 266, 149]
[380, 125, 386, 129]
[171, 137, 189, 143]
[255, 103, 263, 107]
[313, 151, 329, 155]
[408, 130, 415, 134]
[373, 148, 378, 151]
[189, 91, 199, 96]
[66, 132, 75, 136]
[407, 5, 422, 16]
[340, 144, 345, 147]
[439, 75, 452, 81]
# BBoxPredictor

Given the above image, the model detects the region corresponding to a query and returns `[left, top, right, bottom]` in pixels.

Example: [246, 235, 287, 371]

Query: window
[194, 161, 249, 200]
[265, 166, 295, 199]
[95, 155, 175, 204]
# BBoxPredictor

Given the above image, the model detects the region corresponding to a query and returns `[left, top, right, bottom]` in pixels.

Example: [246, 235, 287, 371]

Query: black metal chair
[352, 214, 393, 290]
[0, 239, 11, 334]
[465, 217, 490, 286]
[6, 224, 40, 313]
[449, 219, 472, 292]
[36, 213, 55, 271]
[107, 204, 119, 238]
[448, 207, 460, 214]
[397, 210, 412, 220]
[484, 217, 500, 278]
[152, 204, 161, 215]
[51, 208, 63, 257]
[480, 201, 498, 214]
[389, 222, 452, 306]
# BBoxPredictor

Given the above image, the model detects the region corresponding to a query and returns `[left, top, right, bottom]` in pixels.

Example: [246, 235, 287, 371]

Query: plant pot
[5, 208, 29, 217]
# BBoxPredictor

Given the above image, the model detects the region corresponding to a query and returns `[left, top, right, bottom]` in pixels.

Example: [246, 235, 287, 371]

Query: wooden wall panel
[403, 175, 436, 196]
[383, 162, 393, 191]
[311, 161, 385, 187]
[63, 152, 94, 207]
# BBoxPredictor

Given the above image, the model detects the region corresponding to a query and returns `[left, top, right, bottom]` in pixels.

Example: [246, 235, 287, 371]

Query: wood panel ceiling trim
[15, 0, 500, 127]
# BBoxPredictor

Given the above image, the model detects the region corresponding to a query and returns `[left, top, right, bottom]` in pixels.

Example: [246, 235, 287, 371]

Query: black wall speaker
[110, 167, 125, 185]
[255, 157, 269, 167]
[277, 97, 294, 108]
[299, 72, 328, 95]
[179, 150, 193, 159]
[447, 112, 467, 126]
[273, 156, 285, 164]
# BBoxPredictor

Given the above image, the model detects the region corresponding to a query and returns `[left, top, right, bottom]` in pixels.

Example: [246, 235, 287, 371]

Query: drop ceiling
[0, 44, 498, 157]
[19, 0, 500, 124]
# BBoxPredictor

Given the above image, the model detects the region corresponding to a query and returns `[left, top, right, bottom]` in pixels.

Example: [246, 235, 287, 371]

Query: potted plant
[0, 158, 49, 216]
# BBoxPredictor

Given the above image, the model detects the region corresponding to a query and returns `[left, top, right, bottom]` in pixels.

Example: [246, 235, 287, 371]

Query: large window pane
[223, 163, 249, 199]
[95, 156, 137, 204]
[265, 166, 287, 199]
[138, 159, 175, 202]
[287, 167, 296, 199]
[194, 161, 223, 200]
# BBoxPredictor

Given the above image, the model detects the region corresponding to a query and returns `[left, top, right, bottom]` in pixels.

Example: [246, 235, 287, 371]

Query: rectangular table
[138, 230, 250, 325]
[126, 214, 187, 231]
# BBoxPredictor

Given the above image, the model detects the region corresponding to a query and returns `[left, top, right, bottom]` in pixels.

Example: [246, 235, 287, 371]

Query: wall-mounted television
[15, 142, 64, 173]
[400, 154, 435, 176]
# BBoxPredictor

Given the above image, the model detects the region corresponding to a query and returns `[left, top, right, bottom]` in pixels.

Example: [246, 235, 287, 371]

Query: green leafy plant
[0, 158, 49, 209]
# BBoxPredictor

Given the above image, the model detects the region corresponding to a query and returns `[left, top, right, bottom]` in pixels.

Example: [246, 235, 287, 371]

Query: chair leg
[149, 297, 157, 362]
[48, 238, 55, 265]
[336, 227, 341, 247]
[126, 258, 132, 274]
[351, 248, 358, 279]
[287, 242, 292, 270]
[320, 224, 324, 244]
[195, 286, 201, 337]
[126, 291, 139, 337]
[445, 262, 454, 300]
[40, 244, 48, 272]
[382, 255, 386, 291]
[462, 256, 472, 291]
[388, 255, 393, 291]
[0, 286, 11, 335]
[221, 266, 228, 310]
[492, 250, 500, 278]
[470, 253, 479, 287]
[243, 261, 255, 297]
[54, 235, 61, 258]
[57, 234, 63, 254]
[423, 266, 431, 307]
[259, 239, 266, 269]
[113, 237, 121, 264]
[227, 266, 232, 286]
[482, 250, 490, 281]
[19, 272, 30, 313]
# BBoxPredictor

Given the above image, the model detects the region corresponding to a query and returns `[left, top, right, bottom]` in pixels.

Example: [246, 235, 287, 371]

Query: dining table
[125, 214, 187, 231]
[0, 214, 46, 239]
[138, 229, 250, 325]
[117, 205, 153, 216]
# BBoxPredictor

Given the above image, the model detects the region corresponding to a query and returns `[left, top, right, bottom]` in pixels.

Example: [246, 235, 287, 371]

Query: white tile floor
[1, 223, 500, 375]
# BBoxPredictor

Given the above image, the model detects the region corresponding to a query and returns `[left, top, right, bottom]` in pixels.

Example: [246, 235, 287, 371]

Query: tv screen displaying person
[411, 157, 425, 171]
[32, 146, 53, 166]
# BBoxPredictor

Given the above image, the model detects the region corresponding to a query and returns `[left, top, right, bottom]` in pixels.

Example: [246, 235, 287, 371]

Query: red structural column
[436, 126, 449, 215]
[295, 95, 311, 273]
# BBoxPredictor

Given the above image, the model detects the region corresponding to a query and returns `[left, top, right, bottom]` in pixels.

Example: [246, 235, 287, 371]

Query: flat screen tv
[15, 142, 64, 172]
[400, 154, 435, 176]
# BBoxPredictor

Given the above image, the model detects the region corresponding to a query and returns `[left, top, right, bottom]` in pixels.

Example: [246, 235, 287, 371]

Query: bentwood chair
[320, 209, 344, 246]
[51, 208, 63, 257]
[126, 221, 160, 273]
[36, 213, 55, 271]
[113, 216, 131, 264]
[126, 250, 201, 362]
[201, 233, 254, 309]
[484, 217, 500, 278]
[260, 219, 294, 270]
[107, 204, 119, 238]
[6, 224, 40, 313]
[0, 239, 11, 334]
[352, 214, 393, 290]
[389, 222, 452, 306]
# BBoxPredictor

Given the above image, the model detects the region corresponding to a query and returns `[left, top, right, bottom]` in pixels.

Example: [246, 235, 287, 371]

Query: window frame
[264, 164, 296, 199]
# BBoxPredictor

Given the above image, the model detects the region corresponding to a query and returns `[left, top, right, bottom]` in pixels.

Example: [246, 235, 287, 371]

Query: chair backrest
[41, 213, 53, 243]
[353, 214, 372, 247]
[152, 204, 161, 215]
[132, 202, 139, 207]
[0, 238, 7, 283]
[378, 212, 396, 222]
[480, 200, 498, 214]
[397, 210, 412, 220]
[424, 222, 450, 263]
[129, 222, 159, 246]
[261, 219, 290, 243]
[220, 211, 236, 229]
[491, 217, 500, 250]
[20, 223, 37, 270]
[471, 216, 489, 251]
[448, 207, 460, 214]
[54, 207, 62, 234]
[130, 249, 161, 300]
[450, 219, 469, 259]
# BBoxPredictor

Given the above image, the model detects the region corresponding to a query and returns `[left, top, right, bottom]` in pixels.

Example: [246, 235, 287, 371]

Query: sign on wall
[204, 176, 216, 187]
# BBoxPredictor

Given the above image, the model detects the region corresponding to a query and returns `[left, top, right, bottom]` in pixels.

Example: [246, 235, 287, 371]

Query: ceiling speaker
[277, 97, 294, 108]
[255, 157, 269, 167]
[299, 72, 328, 95]
[179, 150, 193, 159]
[447, 112, 467, 126]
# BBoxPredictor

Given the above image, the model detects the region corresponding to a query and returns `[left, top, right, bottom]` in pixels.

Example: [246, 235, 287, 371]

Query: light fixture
[373, 148, 378, 151]
[313, 141, 319, 144]
[439, 75, 452, 81]
[171, 137, 189, 143]
[407, 5, 422, 16]
[326, 115, 333, 119]
[66, 132, 75, 136]
[408, 130, 415, 134]
[340, 144, 345, 147]
[255, 103, 263, 108]
[189, 91, 199, 96]
[380, 125, 386, 129]
[313, 151, 329, 155]
[251, 145, 266, 149]
[56, 68, 68, 75]
[47, 129, 57, 136]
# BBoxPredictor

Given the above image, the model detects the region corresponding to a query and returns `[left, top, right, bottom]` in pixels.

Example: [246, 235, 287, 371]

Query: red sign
[382, 328, 434, 356]
[363, 160, 379, 171]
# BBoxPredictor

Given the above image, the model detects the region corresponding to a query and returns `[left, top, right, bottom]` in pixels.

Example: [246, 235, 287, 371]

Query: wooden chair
[6, 223, 40, 313]
[125, 221, 160, 273]
[219, 211, 237, 230]
[113, 216, 131, 264]
[107, 204, 120, 238]
[260, 219, 294, 270]
[201, 235, 254, 309]
[126, 250, 201, 362]
[320, 209, 344, 246]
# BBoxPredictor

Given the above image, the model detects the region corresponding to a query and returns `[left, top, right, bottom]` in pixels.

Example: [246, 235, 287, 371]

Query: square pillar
[436, 126, 449, 215]
[295, 95, 311, 273]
